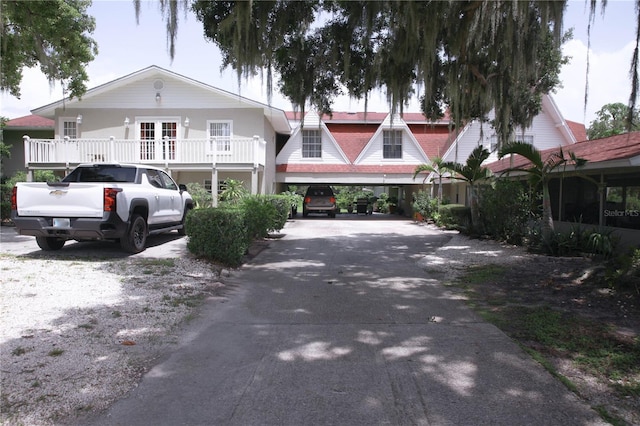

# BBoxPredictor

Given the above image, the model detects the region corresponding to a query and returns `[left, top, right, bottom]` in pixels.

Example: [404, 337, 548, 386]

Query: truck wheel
[120, 214, 147, 253]
[177, 207, 191, 236]
[36, 237, 65, 251]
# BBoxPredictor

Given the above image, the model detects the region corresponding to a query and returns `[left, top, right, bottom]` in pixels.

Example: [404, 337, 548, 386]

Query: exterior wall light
[184, 117, 190, 127]
[124, 117, 130, 128]
[155, 92, 161, 103]
[76, 115, 83, 125]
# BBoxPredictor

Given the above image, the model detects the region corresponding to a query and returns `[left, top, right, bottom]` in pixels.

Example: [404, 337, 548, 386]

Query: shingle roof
[488, 131, 640, 173]
[5, 115, 54, 128]
[566, 120, 587, 142]
[409, 124, 457, 160]
[276, 164, 419, 174]
[285, 110, 451, 124]
[325, 123, 378, 163]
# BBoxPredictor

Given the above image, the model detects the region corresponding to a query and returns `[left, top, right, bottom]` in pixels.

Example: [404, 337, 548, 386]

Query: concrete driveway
[49, 217, 603, 425]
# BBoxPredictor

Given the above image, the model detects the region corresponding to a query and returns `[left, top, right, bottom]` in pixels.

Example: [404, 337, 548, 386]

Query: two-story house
[15, 66, 291, 205]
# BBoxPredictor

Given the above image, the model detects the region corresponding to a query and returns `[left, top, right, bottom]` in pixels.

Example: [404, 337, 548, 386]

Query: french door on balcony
[139, 119, 178, 161]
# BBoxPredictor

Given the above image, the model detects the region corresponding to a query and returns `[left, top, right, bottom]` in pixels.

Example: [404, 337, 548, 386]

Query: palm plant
[442, 146, 493, 233]
[413, 156, 448, 204]
[498, 142, 588, 240]
[219, 178, 249, 204]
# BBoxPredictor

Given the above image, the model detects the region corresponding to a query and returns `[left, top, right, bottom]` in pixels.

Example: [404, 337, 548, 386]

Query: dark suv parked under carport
[303, 185, 337, 218]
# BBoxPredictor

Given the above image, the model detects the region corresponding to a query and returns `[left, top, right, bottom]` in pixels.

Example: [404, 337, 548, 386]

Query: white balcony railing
[23, 136, 266, 168]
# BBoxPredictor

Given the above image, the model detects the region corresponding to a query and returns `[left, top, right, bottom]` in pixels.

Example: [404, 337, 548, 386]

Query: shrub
[185, 207, 248, 267]
[526, 220, 619, 258]
[412, 190, 439, 222]
[263, 195, 290, 231]
[478, 180, 530, 244]
[218, 178, 248, 204]
[240, 197, 275, 241]
[186, 182, 213, 208]
[606, 248, 640, 293]
[437, 204, 471, 229]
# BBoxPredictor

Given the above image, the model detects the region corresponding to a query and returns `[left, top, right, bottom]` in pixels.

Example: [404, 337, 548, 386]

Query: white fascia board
[543, 94, 576, 145]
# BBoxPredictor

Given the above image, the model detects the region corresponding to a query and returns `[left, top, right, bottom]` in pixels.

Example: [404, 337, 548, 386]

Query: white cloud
[555, 38, 636, 125]
[0, 68, 64, 118]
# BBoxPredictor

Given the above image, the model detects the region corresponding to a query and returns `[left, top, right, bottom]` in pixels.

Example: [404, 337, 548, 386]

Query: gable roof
[281, 110, 455, 173]
[566, 120, 587, 142]
[488, 131, 640, 173]
[354, 113, 429, 164]
[4, 115, 54, 129]
[325, 123, 378, 163]
[31, 65, 291, 134]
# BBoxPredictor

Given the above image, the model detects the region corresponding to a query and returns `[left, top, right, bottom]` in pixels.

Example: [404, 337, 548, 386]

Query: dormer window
[302, 129, 322, 158]
[383, 130, 402, 159]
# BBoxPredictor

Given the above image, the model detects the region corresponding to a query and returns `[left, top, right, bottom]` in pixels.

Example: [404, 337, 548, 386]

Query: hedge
[437, 204, 471, 229]
[185, 207, 248, 267]
[185, 195, 291, 267]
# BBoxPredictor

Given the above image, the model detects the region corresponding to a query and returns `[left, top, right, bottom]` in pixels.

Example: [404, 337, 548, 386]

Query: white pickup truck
[11, 163, 193, 253]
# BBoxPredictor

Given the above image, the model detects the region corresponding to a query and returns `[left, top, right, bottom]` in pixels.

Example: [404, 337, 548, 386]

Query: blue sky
[1, 0, 638, 127]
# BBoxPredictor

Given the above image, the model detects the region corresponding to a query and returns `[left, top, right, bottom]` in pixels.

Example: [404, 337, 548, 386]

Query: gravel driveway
[0, 226, 224, 425]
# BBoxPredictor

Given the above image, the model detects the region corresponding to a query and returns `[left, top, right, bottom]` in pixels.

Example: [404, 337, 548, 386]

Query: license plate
[53, 218, 70, 228]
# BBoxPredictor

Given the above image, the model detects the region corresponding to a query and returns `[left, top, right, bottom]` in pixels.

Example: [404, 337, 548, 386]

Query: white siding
[66, 74, 257, 110]
[443, 98, 575, 166]
[276, 112, 349, 165]
[356, 115, 428, 164]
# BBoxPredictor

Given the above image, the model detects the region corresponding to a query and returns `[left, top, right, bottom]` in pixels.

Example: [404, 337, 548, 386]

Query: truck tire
[177, 207, 191, 236]
[120, 214, 147, 253]
[36, 237, 66, 251]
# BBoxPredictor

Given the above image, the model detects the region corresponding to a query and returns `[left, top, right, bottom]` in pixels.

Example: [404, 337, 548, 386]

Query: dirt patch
[477, 256, 639, 335]
[459, 254, 640, 425]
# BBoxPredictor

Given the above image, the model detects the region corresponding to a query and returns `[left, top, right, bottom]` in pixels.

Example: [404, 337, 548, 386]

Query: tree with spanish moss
[137, 0, 640, 142]
[1, 0, 98, 99]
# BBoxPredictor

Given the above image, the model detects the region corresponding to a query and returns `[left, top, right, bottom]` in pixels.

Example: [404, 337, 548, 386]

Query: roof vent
[153, 79, 164, 91]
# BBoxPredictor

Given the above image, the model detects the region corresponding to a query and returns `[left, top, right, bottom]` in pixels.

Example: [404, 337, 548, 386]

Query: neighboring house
[489, 132, 640, 242]
[16, 66, 291, 205]
[2, 115, 54, 178]
[432, 95, 586, 206]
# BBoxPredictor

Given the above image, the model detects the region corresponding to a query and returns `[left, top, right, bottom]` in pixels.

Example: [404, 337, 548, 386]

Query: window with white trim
[62, 120, 77, 139]
[383, 130, 402, 159]
[302, 129, 322, 158]
[515, 134, 534, 144]
[208, 121, 232, 152]
[218, 180, 227, 194]
[204, 179, 213, 194]
[490, 134, 534, 152]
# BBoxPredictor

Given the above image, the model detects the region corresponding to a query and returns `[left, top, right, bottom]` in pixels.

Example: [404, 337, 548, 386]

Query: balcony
[22, 136, 266, 170]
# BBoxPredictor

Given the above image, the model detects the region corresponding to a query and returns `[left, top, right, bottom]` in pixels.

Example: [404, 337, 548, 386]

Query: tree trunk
[541, 181, 554, 240]
[469, 185, 482, 233]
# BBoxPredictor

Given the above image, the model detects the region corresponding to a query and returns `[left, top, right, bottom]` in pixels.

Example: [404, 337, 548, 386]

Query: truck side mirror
[179, 184, 187, 192]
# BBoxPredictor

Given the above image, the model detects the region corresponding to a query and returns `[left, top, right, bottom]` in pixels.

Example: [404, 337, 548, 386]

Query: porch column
[251, 167, 259, 195]
[24, 135, 33, 181]
[211, 167, 219, 207]
[599, 173, 605, 227]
